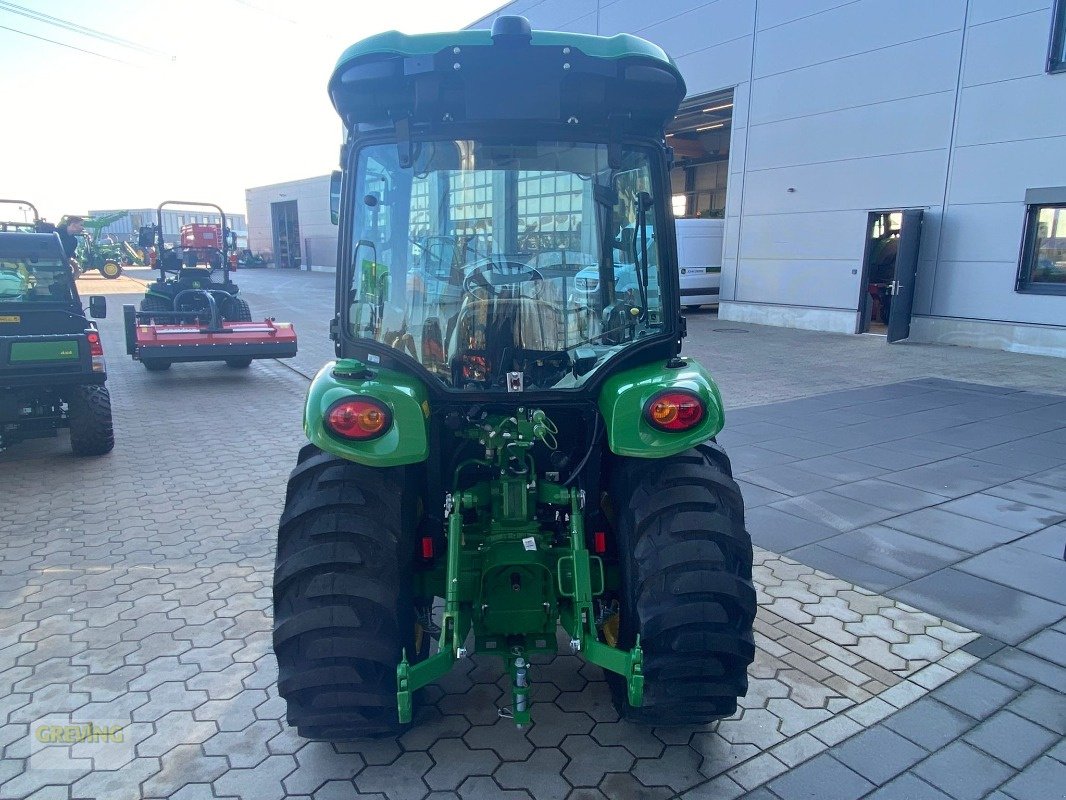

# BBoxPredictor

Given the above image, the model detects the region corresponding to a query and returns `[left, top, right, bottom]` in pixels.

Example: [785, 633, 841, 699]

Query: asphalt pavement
[0, 267, 1061, 800]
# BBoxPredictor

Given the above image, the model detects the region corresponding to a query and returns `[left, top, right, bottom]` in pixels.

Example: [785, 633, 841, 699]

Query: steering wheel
[462, 260, 542, 296]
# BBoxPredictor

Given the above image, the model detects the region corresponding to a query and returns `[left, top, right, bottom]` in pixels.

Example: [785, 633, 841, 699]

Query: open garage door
[666, 89, 733, 310]
[667, 88, 732, 220]
[271, 200, 301, 269]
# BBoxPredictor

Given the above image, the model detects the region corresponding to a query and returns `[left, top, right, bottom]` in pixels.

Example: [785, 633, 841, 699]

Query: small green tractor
[75, 211, 129, 279]
[273, 16, 756, 739]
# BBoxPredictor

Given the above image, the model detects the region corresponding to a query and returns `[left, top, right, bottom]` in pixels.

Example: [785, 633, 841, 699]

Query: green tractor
[273, 16, 756, 739]
[75, 211, 129, 279]
[74, 233, 124, 279]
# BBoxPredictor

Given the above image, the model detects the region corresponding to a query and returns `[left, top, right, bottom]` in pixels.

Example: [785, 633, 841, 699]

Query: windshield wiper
[635, 191, 652, 321]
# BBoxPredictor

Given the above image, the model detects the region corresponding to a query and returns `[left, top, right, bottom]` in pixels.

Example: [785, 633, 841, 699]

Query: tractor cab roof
[328, 16, 686, 137]
[0, 231, 66, 262]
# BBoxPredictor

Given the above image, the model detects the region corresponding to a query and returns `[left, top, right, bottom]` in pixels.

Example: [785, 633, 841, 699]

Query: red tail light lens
[85, 330, 104, 356]
[593, 531, 607, 554]
[325, 398, 392, 441]
[644, 390, 705, 432]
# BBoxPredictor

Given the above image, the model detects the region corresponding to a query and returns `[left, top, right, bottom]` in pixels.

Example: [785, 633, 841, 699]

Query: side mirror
[137, 226, 155, 248]
[329, 170, 342, 225]
[89, 296, 107, 318]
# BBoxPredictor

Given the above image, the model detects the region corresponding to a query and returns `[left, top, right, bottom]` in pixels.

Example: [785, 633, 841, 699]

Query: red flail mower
[123, 201, 297, 372]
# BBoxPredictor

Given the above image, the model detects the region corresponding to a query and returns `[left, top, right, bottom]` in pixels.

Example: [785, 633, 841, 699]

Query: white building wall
[735, 0, 966, 331]
[469, 0, 1066, 354]
[926, 1, 1065, 334]
[245, 176, 337, 269]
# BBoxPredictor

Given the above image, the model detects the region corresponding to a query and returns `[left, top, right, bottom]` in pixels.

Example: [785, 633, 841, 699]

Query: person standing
[56, 216, 86, 266]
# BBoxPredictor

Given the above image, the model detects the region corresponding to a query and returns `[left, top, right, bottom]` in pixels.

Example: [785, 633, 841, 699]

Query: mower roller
[123, 201, 296, 371]
[272, 16, 756, 739]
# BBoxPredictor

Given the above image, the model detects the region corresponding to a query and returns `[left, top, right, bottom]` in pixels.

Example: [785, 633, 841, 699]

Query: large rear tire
[606, 442, 755, 725]
[273, 445, 421, 740]
[67, 385, 115, 456]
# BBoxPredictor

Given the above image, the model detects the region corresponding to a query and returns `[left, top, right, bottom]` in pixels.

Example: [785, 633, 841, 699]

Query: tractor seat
[451, 296, 565, 355]
[160, 250, 182, 272]
[177, 266, 225, 285]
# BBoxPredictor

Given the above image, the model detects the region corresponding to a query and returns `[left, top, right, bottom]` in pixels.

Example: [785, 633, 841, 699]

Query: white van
[675, 218, 723, 311]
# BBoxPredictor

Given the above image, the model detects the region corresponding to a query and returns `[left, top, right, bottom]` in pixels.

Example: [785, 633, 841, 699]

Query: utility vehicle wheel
[142, 359, 171, 372]
[101, 261, 123, 279]
[273, 446, 421, 740]
[140, 295, 171, 314]
[606, 442, 756, 725]
[67, 385, 114, 456]
[225, 357, 253, 369]
[225, 297, 253, 322]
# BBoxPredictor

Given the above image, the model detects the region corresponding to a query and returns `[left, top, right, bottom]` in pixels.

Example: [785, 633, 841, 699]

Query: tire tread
[608, 442, 756, 725]
[273, 445, 416, 740]
[67, 384, 115, 456]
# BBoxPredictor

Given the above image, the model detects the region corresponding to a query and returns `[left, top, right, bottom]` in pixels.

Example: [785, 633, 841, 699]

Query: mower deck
[123, 305, 297, 364]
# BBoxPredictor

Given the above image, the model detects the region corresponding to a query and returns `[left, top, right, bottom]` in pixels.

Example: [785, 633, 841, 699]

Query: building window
[1017, 203, 1066, 294]
[448, 169, 494, 255]
[516, 171, 583, 253]
[1050, 0, 1066, 73]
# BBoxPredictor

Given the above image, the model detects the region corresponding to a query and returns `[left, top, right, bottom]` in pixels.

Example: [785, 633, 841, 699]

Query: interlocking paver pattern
[0, 272, 1063, 798]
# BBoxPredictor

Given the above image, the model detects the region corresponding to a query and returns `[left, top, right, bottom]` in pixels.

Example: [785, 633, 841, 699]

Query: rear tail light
[421, 536, 434, 559]
[644, 390, 705, 432]
[325, 397, 392, 441]
[85, 330, 103, 356]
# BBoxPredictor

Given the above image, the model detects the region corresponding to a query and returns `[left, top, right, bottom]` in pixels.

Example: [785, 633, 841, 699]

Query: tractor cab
[0, 201, 91, 313]
[329, 16, 686, 395]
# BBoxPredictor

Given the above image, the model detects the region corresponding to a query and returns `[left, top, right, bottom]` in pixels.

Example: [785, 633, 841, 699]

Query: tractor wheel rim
[103, 263, 120, 277]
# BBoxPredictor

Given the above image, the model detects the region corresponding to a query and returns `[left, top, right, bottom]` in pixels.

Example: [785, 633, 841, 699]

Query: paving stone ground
[0, 270, 1062, 799]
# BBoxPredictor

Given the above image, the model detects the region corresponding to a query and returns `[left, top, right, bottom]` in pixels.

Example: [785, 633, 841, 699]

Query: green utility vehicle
[0, 200, 114, 455]
[272, 17, 756, 739]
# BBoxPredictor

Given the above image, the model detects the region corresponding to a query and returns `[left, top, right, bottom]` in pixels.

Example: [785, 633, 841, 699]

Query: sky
[0, 0, 504, 222]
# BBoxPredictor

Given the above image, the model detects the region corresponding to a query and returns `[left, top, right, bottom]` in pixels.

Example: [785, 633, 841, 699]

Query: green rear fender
[597, 360, 725, 458]
[304, 360, 429, 467]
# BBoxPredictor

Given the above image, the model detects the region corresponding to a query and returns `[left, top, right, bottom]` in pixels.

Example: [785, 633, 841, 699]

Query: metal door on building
[859, 209, 923, 342]
[887, 209, 923, 343]
[271, 200, 301, 269]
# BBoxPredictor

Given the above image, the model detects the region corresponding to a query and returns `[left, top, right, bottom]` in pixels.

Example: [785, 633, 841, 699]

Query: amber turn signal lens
[325, 398, 392, 441]
[644, 390, 705, 432]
